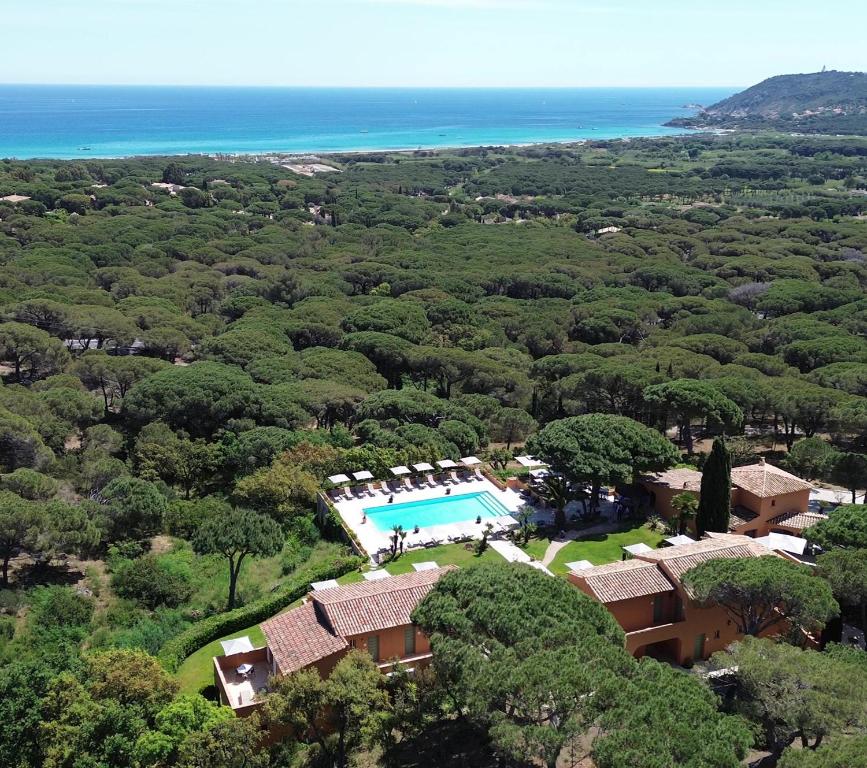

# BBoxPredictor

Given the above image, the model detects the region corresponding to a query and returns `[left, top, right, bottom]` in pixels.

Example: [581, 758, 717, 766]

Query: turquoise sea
[0, 86, 734, 159]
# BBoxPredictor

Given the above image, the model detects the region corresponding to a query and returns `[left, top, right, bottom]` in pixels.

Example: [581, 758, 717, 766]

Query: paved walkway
[540, 518, 622, 566]
[489, 539, 554, 576]
[490, 538, 532, 563]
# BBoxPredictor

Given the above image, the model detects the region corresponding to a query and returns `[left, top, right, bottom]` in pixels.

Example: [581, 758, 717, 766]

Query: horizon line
[0, 82, 743, 90]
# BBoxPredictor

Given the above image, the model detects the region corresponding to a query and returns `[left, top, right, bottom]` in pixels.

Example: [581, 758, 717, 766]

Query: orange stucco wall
[730, 488, 811, 536]
[642, 481, 811, 538]
[350, 623, 431, 662]
[570, 574, 750, 665]
[642, 484, 697, 523]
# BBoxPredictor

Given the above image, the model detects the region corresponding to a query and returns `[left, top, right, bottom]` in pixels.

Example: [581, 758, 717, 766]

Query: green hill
[668, 71, 867, 134]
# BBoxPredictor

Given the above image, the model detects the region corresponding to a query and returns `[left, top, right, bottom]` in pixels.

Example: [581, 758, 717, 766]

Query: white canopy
[529, 468, 551, 479]
[665, 534, 696, 547]
[566, 560, 594, 572]
[412, 561, 439, 572]
[327, 473, 351, 484]
[363, 570, 391, 581]
[623, 543, 653, 556]
[311, 579, 339, 592]
[390, 465, 411, 476]
[515, 455, 547, 468]
[757, 532, 808, 556]
[437, 459, 458, 469]
[412, 462, 435, 472]
[220, 636, 254, 656]
[352, 470, 374, 481]
[460, 456, 482, 466]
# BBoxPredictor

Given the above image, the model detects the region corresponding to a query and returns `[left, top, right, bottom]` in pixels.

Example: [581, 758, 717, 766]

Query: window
[367, 635, 380, 662]
[404, 626, 416, 656]
[653, 595, 664, 624]
[771, 499, 776, 507]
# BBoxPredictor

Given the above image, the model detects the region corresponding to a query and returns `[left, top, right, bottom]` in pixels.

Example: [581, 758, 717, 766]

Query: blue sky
[5, 0, 865, 87]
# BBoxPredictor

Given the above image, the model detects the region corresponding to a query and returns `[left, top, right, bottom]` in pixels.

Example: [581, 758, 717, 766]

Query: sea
[0, 86, 735, 159]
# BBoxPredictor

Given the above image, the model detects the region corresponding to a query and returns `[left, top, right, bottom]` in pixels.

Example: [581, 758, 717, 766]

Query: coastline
[0, 84, 734, 160]
[2, 127, 700, 162]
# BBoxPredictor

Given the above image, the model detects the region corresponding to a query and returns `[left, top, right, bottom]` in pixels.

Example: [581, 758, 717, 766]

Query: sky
[4, 0, 866, 88]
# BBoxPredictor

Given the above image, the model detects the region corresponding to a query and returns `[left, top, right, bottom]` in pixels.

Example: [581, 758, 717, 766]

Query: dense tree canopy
[1, 133, 867, 768]
[682, 556, 838, 639]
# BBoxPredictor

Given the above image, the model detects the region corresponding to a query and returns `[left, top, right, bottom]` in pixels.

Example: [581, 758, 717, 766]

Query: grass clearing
[546, 523, 665, 576]
[380, 542, 501, 574]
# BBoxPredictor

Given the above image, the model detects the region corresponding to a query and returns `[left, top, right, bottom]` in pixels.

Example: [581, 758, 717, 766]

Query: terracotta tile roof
[261, 602, 348, 676]
[729, 505, 759, 529]
[731, 462, 812, 498]
[312, 566, 456, 638]
[641, 468, 702, 492]
[768, 510, 828, 531]
[574, 559, 674, 603]
[637, 534, 774, 596]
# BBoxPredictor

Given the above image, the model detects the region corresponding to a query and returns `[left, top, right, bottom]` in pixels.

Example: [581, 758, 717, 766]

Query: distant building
[0, 194, 31, 204]
[213, 567, 455, 716]
[595, 225, 622, 235]
[641, 459, 821, 538]
[150, 182, 186, 195]
[569, 533, 789, 665]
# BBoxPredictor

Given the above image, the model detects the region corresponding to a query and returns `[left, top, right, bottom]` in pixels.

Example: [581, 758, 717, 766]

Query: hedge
[158, 553, 364, 672]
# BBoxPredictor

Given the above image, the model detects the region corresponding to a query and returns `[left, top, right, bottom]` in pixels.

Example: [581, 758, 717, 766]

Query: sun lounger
[366, 483, 379, 496]
[425, 474, 437, 488]
[449, 471, 461, 484]
[474, 468, 485, 481]
[390, 480, 404, 494]
[403, 477, 414, 491]
[342, 487, 353, 500]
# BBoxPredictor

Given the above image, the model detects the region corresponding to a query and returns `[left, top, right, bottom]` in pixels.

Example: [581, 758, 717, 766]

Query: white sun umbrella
[412, 462, 435, 472]
[327, 473, 351, 485]
[460, 456, 482, 467]
[390, 465, 412, 476]
[437, 459, 458, 470]
[515, 455, 546, 469]
[352, 470, 374, 481]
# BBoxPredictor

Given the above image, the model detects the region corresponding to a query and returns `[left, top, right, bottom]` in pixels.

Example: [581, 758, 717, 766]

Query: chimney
[758, 457, 765, 466]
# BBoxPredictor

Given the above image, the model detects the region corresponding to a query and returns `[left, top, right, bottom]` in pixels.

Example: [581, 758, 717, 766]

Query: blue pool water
[364, 491, 511, 533]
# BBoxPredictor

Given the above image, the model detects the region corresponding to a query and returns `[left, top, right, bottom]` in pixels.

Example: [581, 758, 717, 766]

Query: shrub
[0, 468, 59, 500]
[112, 554, 194, 610]
[157, 552, 363, 671]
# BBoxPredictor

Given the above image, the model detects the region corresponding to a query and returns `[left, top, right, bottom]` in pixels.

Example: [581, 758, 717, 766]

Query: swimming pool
[363, 491, 511, 532]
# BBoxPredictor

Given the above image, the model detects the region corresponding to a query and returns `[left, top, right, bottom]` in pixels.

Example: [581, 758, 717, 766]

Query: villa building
[569, 533, 782, 665]
[213, 566, 454, 715]
[641, 458, 821, 538]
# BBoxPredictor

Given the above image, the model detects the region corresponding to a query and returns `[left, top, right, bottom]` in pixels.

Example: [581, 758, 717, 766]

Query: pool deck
[332, 477, 524, 562]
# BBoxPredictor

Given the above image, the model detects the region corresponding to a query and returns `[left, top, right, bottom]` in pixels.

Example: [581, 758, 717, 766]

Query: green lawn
[546, 523, 665, 576]
[380, 542, 501, 574]
[176, 623, 267, 695]
[521, 536, 549, 562]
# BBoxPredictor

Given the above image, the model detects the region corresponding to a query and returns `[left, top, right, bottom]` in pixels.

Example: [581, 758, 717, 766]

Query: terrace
[327, 461, 525, 562]
[213, 640, 271, 715]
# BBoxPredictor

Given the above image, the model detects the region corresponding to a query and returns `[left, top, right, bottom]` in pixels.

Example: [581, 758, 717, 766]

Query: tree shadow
[11, 560, 85, 589]
[384, 718, 532, 768]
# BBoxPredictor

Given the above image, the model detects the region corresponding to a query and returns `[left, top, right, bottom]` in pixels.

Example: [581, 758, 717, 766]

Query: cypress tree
[697, 437, 731, 535]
